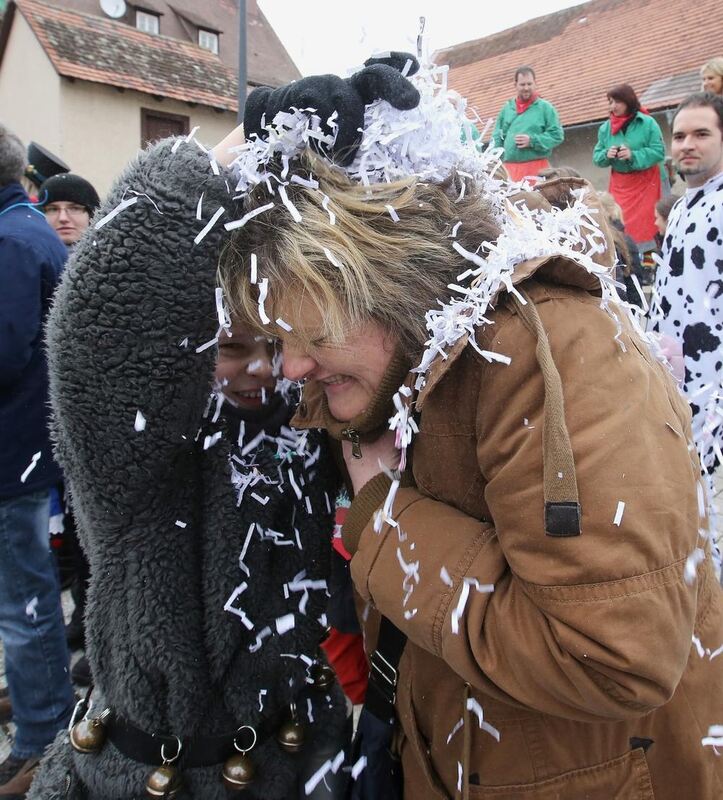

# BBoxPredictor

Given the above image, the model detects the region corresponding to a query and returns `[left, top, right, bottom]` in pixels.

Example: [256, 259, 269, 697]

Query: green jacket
[492, 97, 564, 162]
[592, 112, 665, 173]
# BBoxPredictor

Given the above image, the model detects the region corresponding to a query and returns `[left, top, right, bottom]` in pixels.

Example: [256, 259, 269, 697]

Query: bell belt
[105, 707, 290, 768]
[74, 686, 306, 769]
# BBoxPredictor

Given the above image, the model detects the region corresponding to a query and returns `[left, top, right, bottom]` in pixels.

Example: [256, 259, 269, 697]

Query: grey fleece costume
[30, 139, 346, 799]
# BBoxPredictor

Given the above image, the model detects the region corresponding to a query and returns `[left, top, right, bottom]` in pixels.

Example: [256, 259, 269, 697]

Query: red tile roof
[434, 0, 723, 130]
[4, 0, 295, 112]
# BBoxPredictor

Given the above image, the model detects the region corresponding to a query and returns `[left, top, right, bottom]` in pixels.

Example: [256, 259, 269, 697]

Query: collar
[291, 346, 413, 444]
[0, 181, 31, 213]
[515, 94, 539, 115]
[685, 169, 723, 198]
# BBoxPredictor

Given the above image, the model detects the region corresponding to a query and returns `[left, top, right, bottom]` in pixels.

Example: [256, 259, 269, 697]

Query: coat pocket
[395, 665, 448, 799]
[468, 747, 654, 800]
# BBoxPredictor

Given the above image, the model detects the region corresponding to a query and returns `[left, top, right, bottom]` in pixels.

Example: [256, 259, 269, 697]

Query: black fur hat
[38, 173, 100, 213]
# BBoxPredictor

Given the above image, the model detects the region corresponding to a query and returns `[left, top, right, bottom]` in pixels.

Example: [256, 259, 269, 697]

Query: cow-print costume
[651, 171, 723, 471]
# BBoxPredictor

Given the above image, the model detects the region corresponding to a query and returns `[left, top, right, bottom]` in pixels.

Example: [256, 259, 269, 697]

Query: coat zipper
[341, 428, 362, 459]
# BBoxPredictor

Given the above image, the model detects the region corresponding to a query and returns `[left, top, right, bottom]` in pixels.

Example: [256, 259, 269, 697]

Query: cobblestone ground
[2, 473, 723, 764]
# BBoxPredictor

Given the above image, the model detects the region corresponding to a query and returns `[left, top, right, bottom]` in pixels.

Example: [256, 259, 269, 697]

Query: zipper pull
[342, 428, 362, 459]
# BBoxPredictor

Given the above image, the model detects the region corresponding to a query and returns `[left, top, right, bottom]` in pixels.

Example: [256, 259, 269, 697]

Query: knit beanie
[39, 173, 100, 213]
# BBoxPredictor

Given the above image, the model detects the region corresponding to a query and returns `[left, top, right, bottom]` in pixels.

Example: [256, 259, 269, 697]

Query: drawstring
[461, 683, 471, 800]
[512, 290, 582, 536]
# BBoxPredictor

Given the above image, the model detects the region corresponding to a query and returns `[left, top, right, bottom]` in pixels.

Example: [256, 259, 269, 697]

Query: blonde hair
[220, 151, 499, 358]
[597, 191, 623, 223]
[701, 57, 723, 80]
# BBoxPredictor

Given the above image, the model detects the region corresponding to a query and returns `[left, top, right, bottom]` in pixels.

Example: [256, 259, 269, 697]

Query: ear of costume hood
[245, 74, 365, 166]
[243, 52, 421, 168]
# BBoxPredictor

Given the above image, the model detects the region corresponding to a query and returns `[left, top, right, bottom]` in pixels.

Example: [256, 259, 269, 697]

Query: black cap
[25, 142, 70, 188]
[38, 173, 101, 214]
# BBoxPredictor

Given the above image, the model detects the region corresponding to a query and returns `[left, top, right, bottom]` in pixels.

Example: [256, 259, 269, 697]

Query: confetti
[194, 206, 225, 245]
[94, 196, 138, 229]
[613, 501, 625, 527]
[20, 451, 41, 483]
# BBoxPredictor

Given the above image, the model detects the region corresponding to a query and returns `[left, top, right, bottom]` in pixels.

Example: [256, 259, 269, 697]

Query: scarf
[610, 107, 650, 136]
[515, 93, 538, 115]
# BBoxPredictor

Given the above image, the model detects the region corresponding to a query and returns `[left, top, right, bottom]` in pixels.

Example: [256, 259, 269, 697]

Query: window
[198, 29, 219, 55]
[136, 10, 160, 35]
[141, 109, 189, 147]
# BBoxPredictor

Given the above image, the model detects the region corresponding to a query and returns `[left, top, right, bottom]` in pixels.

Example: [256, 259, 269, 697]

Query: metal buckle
[370, 650, 398, 703]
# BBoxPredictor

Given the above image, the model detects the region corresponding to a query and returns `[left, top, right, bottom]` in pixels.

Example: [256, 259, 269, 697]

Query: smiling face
[671, 106, 723, 188]
[701, 68, 723, 95]
[214, 326, 276, 410]
[272, 293, 396, 422]
[515, 71, 537, 101]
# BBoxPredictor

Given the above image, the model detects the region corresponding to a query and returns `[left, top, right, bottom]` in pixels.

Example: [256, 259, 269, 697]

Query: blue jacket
[0, 182, 66, 499]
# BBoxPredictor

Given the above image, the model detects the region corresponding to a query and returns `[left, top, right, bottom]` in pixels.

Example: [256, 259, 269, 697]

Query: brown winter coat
[293, 222, 723, 798]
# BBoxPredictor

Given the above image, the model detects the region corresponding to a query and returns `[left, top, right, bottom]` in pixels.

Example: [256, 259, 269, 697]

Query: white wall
[59, 81, 237, 198]
[0, 12, 62, 154]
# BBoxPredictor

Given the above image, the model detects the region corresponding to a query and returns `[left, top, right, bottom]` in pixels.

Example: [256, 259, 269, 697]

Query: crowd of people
[0, 47, 721, 800]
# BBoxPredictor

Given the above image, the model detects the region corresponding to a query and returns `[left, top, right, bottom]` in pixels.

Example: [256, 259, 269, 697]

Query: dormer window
[198, 28, 219, 55]
[136, 9, 160, 35]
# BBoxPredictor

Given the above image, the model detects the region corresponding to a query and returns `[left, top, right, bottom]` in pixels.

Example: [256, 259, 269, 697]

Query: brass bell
[70, 711, 109, 754]
[145, 764, 182, 798]
[311, 663, 335, 691]
[222, 752, 256, 791]
[276, 703, 305, 753]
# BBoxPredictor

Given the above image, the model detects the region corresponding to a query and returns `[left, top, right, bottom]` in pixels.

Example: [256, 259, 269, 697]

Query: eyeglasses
[43, 204, 89, 219]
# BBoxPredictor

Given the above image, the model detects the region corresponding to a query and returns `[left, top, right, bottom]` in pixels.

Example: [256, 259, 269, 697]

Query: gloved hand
[244, 53, 421, 167]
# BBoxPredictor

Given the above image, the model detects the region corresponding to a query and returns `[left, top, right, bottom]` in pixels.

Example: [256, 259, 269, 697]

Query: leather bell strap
[106, 705, 292, 769]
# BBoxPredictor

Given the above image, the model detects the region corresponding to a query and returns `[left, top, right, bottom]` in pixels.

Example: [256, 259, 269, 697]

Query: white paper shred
[276, 613, 295, 634]
[702, 724, 723, 751]
[250, 253, 258, 284]
[95, 196, 138, 229]
[304, 750, 346, 795]
[174, 520, 187, 528]
[278, 184, 303, 222]
[385, 204, 400, 222]
[351, 756, 367, 780]
[446, 717, 463, 744]
[323, 247, 343, 268]
[684, 547, 706, 584]
[466, 697, 501, 741]
[457, 762, 463, 793]
[25, 596, 38, 621]
[20, 451, 41, 483]
[194, 206, 225, 245]
[440, 566, 454, 587]
[613, 501, 625, 527]
[276, 318, 293, 332]
[195, 336, 219, 353]
[195, 192, 204, 220]
[257, 278, 271, 325]
[223, 583, 254, 630]
[451, 578, 494, 634]
[321, 194, 336, 225]
[203, 432, 222, 450]
[224, 203, 275, 231]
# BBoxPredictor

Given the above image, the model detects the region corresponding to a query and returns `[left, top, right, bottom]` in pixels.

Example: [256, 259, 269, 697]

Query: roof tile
[435, 0, 723, 128]
[15, 0, 243, 110]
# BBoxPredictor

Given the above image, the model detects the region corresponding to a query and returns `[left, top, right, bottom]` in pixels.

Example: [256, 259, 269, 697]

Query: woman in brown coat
[217, 61, 723, 800]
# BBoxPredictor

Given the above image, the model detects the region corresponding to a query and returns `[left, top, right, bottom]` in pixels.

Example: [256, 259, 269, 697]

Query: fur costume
[30, 139, 346, 799]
